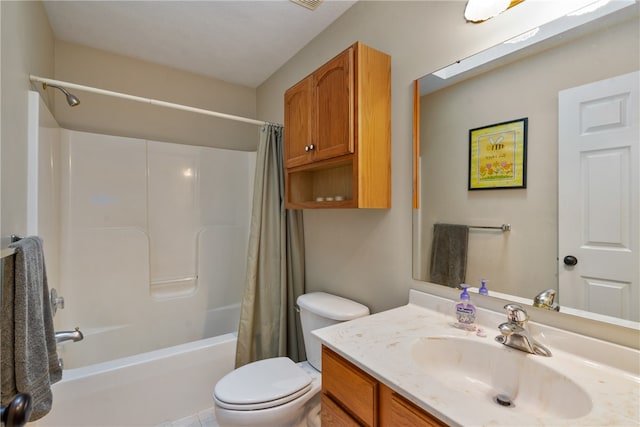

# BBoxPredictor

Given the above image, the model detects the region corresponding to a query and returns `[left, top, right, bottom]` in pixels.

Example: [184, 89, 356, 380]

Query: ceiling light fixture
[290, 0, 323, 11]
[464, 0, 525, 23]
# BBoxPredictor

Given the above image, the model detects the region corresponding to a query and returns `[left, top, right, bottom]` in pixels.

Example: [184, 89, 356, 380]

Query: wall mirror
[413, 0, 639, 329]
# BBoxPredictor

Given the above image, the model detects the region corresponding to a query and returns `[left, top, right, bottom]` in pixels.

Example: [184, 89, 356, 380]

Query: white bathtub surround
[27, 88, 246, 427]
[34, 124, 252, 369]
[32, 334, 236, 427]
[313, 289, 640, 426]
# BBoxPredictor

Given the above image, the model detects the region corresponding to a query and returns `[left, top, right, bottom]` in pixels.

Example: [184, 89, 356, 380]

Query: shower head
[43, 83, 80, 107]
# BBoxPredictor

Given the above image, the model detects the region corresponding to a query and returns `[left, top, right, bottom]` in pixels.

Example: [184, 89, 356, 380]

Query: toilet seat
[214, 357, 312, 411]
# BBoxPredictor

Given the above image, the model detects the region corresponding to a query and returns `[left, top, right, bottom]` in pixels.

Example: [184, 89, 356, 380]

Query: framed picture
[468, 117, 527, 190]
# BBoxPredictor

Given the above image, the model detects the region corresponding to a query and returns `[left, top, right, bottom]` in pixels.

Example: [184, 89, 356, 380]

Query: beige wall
[52, 41, 259, 151]
[256, 1, 605, 313]
[1, 0, 54, 238]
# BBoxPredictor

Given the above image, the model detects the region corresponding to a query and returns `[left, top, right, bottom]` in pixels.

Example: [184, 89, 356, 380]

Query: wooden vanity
[321, 346, 447, 426]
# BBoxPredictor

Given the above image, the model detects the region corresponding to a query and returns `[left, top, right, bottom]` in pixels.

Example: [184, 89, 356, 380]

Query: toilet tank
[297, 292, 369, 371]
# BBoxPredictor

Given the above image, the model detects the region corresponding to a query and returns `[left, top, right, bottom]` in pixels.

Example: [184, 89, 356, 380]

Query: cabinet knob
[304, 145, 310, 152]
[309, 144, 315, 150]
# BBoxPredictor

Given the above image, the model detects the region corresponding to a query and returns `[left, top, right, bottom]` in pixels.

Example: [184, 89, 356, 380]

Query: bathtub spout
[55, 327, 83, 344]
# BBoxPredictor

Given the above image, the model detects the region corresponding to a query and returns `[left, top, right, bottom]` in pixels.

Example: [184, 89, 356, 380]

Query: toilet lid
[214, 357, 312, 411]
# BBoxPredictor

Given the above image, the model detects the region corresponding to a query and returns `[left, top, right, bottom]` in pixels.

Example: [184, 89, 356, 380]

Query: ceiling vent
[290, 0, 323, 11]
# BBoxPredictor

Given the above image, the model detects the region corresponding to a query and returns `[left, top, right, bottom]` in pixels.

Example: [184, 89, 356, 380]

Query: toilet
[213, 292, 370, 427]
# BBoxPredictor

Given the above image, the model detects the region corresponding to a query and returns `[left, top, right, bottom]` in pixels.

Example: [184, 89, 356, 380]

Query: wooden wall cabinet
[284, 41, 391, 209]
[321, 346, 448, 427]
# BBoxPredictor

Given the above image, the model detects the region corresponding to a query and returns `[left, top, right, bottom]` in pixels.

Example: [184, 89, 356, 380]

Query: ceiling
[43, 0, 357, 88]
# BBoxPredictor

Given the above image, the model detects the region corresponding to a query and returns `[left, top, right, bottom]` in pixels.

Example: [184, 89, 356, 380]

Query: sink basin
[411, 336, 593, 420]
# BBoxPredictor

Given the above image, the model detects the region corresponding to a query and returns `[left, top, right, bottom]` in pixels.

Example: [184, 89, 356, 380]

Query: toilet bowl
[214, 359, 320, 427]
[213, 292, 369, 427]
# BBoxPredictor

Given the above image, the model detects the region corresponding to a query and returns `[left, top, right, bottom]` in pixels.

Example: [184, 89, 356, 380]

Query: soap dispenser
[454, 285, 477, 331]
[479, 279, 489, 296]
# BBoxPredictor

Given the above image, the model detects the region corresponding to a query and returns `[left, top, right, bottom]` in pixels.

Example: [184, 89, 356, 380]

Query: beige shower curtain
[235, 124, 306, 368]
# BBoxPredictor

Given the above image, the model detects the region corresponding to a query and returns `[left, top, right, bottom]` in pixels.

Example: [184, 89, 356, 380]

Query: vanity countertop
[313, 289, 640, 426]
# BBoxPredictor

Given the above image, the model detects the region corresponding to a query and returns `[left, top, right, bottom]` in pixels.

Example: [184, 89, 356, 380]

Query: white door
[558, 71, 639, 322]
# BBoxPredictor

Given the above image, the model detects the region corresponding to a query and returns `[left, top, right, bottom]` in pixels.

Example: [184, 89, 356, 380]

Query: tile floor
[155, 407, 219, 427]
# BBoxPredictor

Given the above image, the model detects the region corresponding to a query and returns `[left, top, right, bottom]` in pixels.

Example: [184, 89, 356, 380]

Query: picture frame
[468, 117, 527, 190]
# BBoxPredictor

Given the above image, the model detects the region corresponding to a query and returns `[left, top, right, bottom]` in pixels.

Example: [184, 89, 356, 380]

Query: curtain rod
[29, 75, 280, 127]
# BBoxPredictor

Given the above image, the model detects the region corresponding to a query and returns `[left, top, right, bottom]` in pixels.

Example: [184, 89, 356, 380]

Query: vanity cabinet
[284, 41, 391, 209]
[321, 346, 448, 427]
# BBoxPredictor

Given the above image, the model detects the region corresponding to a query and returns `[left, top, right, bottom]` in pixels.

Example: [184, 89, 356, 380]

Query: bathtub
[33, 334, 237, 427]
[56, 303, 242, 370]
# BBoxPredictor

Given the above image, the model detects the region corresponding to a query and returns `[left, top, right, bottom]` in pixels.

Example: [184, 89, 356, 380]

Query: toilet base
[215, 391, 320, 427]
[305, 398, 321, 427]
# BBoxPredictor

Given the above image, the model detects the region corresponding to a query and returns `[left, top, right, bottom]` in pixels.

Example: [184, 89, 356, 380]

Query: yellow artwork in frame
[469, 117, 527, 190]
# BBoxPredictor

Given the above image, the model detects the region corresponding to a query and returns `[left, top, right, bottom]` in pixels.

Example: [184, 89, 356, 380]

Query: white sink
[410, 336, 593, 420]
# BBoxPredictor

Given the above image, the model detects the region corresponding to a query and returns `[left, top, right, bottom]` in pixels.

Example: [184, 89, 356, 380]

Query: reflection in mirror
[413, 1, 639, 329]
[464, 0, 525, 23]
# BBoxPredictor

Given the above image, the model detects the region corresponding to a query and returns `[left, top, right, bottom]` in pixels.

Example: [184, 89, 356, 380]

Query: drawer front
[321, 393, 363, 427]
[322, 347, 377, 426]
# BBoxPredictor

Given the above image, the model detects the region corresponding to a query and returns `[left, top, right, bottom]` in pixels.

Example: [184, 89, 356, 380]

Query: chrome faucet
[533, 289, 560, 311]
[55, 327, 84, 344]
[496, 304, 551, 357]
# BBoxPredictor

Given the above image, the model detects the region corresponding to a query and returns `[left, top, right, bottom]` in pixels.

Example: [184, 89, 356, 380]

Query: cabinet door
[284, 75, 313, 168]
[313, 46, 355, 162]
[380, 385, 447, 427]
[322, 347, 377, 426]
[321, 394, 363, 427]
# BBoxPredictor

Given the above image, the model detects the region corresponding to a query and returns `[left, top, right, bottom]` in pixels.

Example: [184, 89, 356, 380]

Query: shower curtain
[235, 124, 305, 367]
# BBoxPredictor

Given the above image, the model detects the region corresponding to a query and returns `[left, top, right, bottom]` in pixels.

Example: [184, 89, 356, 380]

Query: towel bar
[469, 224, 511, 232]
[0, 235, 24, 259]
[1, 248, 16, 259]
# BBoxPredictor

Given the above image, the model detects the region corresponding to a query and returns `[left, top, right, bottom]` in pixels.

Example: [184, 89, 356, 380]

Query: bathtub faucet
[55, 327, 84, 344]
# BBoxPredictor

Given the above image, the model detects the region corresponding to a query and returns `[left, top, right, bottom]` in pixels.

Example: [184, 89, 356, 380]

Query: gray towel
[1, 236, 62, 421]
[429, 223, 469, 288]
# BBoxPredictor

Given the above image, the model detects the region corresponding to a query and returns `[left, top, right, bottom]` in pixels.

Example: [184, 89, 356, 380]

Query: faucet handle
[50, 288, 65, 317]
[533, 289, 560, 311]
[504, 303, 529, 324]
